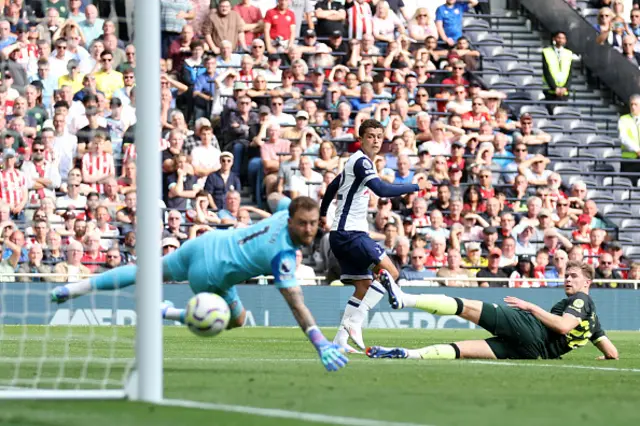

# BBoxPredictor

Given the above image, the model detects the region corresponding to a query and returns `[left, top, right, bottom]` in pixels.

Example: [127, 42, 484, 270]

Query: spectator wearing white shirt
[269, 95, 295, 126]
[190, 125, 221, 187]
[48, 39, 73, 81]
[290, 155, 323, 201]
[52, 114, 78, 181]
[420, 120, 451, 156]
[22, 140, 62, 204]
[518, 154, 552, 186]
[295, 249, 317, 285]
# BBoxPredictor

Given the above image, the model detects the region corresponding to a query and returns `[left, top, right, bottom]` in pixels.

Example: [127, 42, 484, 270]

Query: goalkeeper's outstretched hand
[317, 342, 348, 372]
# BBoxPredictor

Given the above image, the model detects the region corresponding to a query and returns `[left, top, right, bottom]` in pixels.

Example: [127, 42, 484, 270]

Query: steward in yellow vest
[542, 31, 572, 111]
[618, 94, 640, 182]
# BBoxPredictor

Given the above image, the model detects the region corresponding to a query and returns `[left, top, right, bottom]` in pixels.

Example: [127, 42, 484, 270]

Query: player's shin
[403, 294, 464, 316]
[408, 343, 460, 360]
[163, 307, 186, 323]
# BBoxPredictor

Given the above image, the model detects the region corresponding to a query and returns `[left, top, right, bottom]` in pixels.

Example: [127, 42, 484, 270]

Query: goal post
[0, 0, 162, 401]
[133, 0, 163, 403]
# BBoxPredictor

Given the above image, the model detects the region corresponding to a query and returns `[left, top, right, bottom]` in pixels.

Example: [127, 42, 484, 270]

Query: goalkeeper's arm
[279, 286, 348, 371]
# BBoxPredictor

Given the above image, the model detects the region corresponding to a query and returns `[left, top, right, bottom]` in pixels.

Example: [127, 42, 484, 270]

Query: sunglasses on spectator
[271, 102, 283, 106]
[107, 255, 120, 259]
[32, 148, 44, 152]
[57, 45, 67, 49]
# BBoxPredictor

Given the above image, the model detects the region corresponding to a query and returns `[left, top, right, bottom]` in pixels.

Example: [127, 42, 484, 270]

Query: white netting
[0, 273, 135, 392]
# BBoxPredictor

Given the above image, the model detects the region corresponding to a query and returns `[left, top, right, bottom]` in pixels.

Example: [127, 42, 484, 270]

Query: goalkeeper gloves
[306, 326, 349, 372]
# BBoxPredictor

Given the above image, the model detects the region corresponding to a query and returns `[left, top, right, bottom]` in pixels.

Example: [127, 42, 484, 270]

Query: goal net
[0, 277, 136, 399]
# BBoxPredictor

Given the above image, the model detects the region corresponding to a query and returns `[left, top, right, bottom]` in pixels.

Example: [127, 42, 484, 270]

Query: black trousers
[96, 0, 129, 41]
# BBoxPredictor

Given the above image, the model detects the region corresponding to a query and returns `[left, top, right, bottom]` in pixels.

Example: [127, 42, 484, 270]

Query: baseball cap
[268, 53, 281, 62]
[306, 29, 316, 37]
[2, 148, 16, 159]
[483, 226, 498, 235]
[608, 241, 622, 251]
[15, 22, 28, 33]
[330, 30, 343, 37]
[312, 67, 325, 75]
[449, 164, 462, 173]
[110, 97, 122, 108]
[538, 208, 552, 218]
[577, 214, 591, 225]
[233, 81, 247, 91]
[220, 151, 234, 161]
[520, 112, 533, 122]
[544, 229, 558, 238]
[489, 248, 502, 257]
[452, 140, 465, 148]
[296, 110, 309, 120]
[519, 254, 532, 263]
[466, 241, 481, 252]
[162, 237, 180, 248]
[259, 105, 271, 115]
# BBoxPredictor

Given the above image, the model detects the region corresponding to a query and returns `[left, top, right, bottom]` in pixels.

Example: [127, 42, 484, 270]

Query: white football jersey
[331, 150, 379, 233]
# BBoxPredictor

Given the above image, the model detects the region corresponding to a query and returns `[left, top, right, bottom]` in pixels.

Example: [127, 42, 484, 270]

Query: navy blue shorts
[329, 231, 386, 281]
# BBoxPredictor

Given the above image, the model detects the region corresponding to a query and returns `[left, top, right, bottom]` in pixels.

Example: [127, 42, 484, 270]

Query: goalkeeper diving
[367, 262, 619, 361]
[51, 197, 348, 372]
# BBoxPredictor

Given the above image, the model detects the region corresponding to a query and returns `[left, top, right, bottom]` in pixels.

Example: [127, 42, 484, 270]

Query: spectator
[204, 151, 241, 210]
[594, 252, 626, 288]
[94, 50, 123, 100]
[425, 234, 447, 270]
[22, 139, 61, 204]
[514, 224, 536, 256]
[51, 239, 91, 282]
[0, 149, 28, 221]
[583, 228, 607, 267]
[398, 247, 437, 286]
[290, 155, 323, 201]
[315, 0, 346, 38]
[160, 0, 194, 58]
[120, 231, 136, 264]
[17, 244, 52, 282]
[295, 249, 317, 285]
[0, 227, 22, 282]
[462, 241, 487, 275]
[97, 247, 122, 273]
[476, 248, 508, 287]
[203, 0, 247, 54]
[162, 237, 181, 256]
[408, 7, 438, 42]
[166, 154, 201, 210]
[94, 205, 119, 250]
[44, 230, 65, 264]
[389, 235, 410, 271]
[233, 0, 265, 46]
[81, 232, 106, 273]
[508, 255, 538, 288]
[545, 249, 568, 287]
[81, 132, 115, 193]
[264, 0, 297, 54]
[621, 35, 640, 67]
[372, 1, 405, 46]
[436, 0, 478, 47]
[437, 248, 472, 287]
[345, 0, 374, 41]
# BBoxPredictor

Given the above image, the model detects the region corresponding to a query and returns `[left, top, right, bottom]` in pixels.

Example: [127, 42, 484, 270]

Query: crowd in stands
[0, 0, 635, 289]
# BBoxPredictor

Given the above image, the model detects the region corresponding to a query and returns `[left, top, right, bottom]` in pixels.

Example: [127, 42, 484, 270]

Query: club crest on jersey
[572, 299, 584, 309]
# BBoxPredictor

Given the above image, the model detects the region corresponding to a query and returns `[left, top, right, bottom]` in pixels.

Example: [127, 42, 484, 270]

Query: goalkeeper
[51, 196, 348, 372]
[368, 262, 619, 361]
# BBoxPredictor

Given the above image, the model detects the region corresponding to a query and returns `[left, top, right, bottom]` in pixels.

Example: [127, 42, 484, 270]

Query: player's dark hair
[358, 119, 384, 139]
[566, 260, 594, 281]
[289, 196, 319, 217]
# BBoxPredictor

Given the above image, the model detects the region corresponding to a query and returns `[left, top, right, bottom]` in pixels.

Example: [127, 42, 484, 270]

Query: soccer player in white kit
[320, 119, 430, 352]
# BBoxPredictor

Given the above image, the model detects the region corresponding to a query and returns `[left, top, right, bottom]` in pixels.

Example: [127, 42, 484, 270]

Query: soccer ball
[184, 293, 230, 337]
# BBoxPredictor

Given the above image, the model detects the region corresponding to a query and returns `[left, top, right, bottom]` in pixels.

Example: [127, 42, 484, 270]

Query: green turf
[0, 327, 639, 426]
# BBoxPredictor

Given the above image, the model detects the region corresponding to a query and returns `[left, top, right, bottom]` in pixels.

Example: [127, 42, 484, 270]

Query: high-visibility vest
[618, 114, 640, 159]
[542, 46, 573, 91]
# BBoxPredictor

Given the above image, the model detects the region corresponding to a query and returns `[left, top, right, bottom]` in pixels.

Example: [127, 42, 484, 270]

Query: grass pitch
[0, 327, 638, 426]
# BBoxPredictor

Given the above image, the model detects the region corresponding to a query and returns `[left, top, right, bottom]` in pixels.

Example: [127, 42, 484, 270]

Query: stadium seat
[552, 106, 582, 117]
[603, 177, 633, 187]
[519, 105, 549, 118]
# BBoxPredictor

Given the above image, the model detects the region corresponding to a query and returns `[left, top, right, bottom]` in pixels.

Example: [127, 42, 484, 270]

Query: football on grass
[185, 293, 230, 337]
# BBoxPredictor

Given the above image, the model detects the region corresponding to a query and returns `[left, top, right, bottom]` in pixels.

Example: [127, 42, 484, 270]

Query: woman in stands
[246, 74, 269, 107]
[372, 1, 406, 50]
[408, 7, 438, 42]
[463, 185, 486, 214]
[314, 141, 340, 174]
[508, 255, 538, 288]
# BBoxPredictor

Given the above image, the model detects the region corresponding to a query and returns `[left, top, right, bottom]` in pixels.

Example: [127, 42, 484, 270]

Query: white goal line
[160, 398, 431, 426]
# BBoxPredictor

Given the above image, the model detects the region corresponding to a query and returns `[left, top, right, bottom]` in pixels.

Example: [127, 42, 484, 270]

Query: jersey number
[238, 226, 270, 245]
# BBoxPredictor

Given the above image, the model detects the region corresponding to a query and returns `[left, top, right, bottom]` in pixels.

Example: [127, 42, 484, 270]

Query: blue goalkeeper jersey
[196, 210, 299, 290]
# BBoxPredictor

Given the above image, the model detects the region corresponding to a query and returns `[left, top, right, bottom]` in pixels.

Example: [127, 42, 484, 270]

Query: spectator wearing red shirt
[582, 228, 606, 267]
[234, 0, 264, 45]
[81, 232, 106, 273]
[264, 0, 297, 54]
[461, 97, 493, 130]
[477, 168, 495, 200]
[0, 149, 28, 221]
[444, 197, 463, 227]
[81, 132, 115, 193]
[571, 213, 591, 243]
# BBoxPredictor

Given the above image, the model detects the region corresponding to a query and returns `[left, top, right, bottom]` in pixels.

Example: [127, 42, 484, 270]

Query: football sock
[408, 344, 460, 360]
[163, 307, 186, 324]
[403, 294, 463, 316]
[356, 281, 385, 323]
[334, 296, 361, 344]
